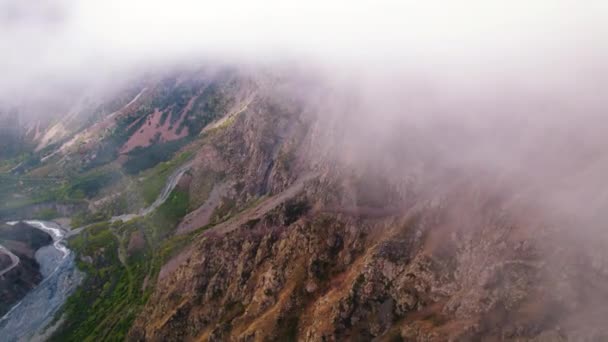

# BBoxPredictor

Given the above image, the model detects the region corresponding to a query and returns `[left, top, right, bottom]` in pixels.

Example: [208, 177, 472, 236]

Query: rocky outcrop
[115, 67, 608, 341]
[131, 167, 599, 341]
[0, 222, 53, 316]
[181, 91, 309, 234]
[126, 72, 608, 341]
[144, 204, 608, 342]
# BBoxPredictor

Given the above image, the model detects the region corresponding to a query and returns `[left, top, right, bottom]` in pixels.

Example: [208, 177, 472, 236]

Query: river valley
[0, 161, 191, 341]
[0, 221, 82, 342]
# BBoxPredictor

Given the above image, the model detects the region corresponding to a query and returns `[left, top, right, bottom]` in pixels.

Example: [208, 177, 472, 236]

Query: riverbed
[0, 161, 192, 340]
[0, 221, 84, 342]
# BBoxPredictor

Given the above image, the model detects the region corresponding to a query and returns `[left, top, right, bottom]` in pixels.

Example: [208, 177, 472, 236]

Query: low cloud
[1, 1, 607, 100]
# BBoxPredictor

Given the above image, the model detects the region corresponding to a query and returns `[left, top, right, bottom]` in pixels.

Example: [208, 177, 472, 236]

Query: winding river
[0, 220, 82, 342]
[0, 162, 192, 341]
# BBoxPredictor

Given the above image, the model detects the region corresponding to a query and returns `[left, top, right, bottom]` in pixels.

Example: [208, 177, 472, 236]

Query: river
[0, 220, 83, 342]
[0, 161, 192, 341]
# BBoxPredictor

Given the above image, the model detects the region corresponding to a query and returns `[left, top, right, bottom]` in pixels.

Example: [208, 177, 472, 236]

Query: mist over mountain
[1, 1, 608, 341]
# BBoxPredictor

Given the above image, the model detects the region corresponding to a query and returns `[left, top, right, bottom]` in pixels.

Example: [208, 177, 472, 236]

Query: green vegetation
[211, 197, 237, 223]
[119, 77, 238, 174]
[277, 145, 297, 173]
[179, 80, 234, 134]
[283, 199, 310, 226]
[0, 173, 71, 217]
[52, 221, 133, 342]
[137, 151, 193, 205]
[0, 160, 15, 173]
[123, 139, 190, 175]
[0, 113, 35, 160]
[57, 169, 123, 200]
[51, 185, 198, 341]
[0, 70, 250, 339]
[0, 135, 195, 221]
[80, 77, 196, 173]
[70, 211, 110, 228]
[0, 164, 123, 219]
[147, 189, 190, 239]
[32, 208, 60, 220]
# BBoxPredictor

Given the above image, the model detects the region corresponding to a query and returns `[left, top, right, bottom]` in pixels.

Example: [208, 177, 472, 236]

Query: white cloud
[0, 0, 606, 100]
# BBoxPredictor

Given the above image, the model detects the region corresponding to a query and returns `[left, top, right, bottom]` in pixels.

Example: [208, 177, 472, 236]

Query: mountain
[2, 65, 608, 341]
[123, 70, 608, 341]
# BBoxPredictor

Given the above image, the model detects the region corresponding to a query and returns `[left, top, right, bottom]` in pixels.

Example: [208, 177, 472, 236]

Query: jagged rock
[123, 70, 608, 341]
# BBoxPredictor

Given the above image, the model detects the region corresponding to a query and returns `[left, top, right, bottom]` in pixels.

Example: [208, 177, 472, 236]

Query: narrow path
[202, 172, 318, 237]
[66, 161, 193, 238]
[111, 162, 193, 223]
[123, 87, 148, 109]
[201, 96, 254, 134]
[161, 172, 319, 281]
[0, 244, 19, 277]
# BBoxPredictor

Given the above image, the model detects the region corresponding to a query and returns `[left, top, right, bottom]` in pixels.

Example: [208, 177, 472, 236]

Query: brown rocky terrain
[126, 72, 608, 341]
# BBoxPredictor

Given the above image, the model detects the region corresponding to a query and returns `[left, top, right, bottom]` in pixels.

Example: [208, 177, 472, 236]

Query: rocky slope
[5, 65, 606, 341]
[124, 71, 608, 341]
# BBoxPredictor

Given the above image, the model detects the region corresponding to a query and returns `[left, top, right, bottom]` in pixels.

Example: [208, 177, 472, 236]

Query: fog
[1, 0, 607, 98]
[3, 0, 608, 210]
[3, 1, 608, 336]
[1, 1, 607, 197]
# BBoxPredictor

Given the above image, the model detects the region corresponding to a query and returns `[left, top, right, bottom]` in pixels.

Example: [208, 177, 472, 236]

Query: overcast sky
[0, 0, 607, 101]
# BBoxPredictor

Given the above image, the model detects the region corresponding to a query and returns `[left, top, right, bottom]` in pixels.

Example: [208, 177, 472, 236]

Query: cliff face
[131, 184, 608, 341]
[0, 222, 53, 316]
[126, 73, 608, 341]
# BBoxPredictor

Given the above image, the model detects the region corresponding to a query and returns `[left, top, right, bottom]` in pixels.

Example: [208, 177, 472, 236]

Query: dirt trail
[176, 182, 230, 235]
[67, 161, 193, 239]
[161, 172, 318, 280]
[201, 96, 254, 134]
[204, 172, 317, 236]
[110, 162, 193, 223]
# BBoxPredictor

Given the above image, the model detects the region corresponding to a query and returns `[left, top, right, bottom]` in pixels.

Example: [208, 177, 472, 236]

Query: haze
[1, 0, 607, 100]
[2, 2, 608, 339]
